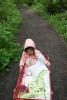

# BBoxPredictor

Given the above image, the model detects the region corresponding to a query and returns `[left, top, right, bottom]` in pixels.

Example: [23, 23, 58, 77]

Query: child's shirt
[19, 50, 50, 67]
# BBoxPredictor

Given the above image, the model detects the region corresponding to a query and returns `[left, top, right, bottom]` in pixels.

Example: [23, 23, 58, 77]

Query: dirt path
[0, 7, 67, 100]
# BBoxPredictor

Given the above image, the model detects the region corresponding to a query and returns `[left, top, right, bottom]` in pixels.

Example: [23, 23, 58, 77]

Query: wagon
[13, 54, 53, 100]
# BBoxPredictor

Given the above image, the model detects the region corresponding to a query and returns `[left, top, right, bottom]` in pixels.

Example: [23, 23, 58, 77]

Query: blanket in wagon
[19, 60, 50, 100]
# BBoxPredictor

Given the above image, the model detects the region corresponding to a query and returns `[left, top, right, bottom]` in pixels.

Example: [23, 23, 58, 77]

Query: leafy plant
[0, 0, 22, 74]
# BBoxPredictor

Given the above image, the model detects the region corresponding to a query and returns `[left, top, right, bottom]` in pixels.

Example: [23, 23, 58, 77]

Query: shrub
[0, 0, 22, 74]
[0, 49, 11, 71]
[49, 11, 67, 39]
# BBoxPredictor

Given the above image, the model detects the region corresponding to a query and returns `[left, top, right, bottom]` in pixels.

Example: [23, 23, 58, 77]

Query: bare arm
[19, 51, 26, 71]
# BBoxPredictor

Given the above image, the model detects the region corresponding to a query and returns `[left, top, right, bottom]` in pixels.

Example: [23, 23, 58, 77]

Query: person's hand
[45, 60, 51, 66]
[20, 66, 23, 71]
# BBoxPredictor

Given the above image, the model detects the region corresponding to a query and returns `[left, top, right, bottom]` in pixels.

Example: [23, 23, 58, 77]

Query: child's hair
[25, 46, 34, 53]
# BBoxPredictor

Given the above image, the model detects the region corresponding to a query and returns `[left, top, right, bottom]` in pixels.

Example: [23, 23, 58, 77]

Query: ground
[0, 7, 67, 100]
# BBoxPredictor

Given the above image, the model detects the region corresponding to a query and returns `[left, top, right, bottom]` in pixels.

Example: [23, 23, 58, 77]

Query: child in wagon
[19, 39, 50, 92]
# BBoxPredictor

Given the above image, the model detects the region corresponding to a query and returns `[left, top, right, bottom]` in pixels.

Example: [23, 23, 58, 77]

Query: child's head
[25, 47, 35, 56]
[24, 39, 36, 56]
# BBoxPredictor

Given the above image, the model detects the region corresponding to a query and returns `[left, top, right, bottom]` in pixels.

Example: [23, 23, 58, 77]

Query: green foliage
[0, 0, 16, 21]
[53, 0, 67, 4]
[40, 0, 50, 8]
[49, 11, 67, 39]
[9, 43, 24, 62]
[0, 49, 11, 70]
[33, 3, 45, 13]
[32, 0, 67, 13]
[25, 0, 35, 6]
[14, 0, 26, 6]
[0, 0, 22, 74]
[49, 2, 67, 14]
[15, 0, 35, 6]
